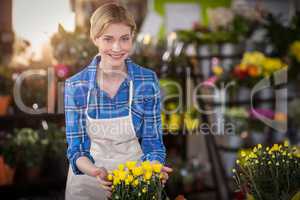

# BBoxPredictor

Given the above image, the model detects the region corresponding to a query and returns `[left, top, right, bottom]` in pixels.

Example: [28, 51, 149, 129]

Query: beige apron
[65, 80, 143, 200]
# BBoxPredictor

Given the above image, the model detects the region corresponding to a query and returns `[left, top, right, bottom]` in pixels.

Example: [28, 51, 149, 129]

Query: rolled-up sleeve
[64, 80, 95, 175]
[140, 73, 166, 164]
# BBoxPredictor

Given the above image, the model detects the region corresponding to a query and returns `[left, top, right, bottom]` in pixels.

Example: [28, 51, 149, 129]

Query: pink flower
[203, 76, 218, 86]
[54, 64, 69, 79]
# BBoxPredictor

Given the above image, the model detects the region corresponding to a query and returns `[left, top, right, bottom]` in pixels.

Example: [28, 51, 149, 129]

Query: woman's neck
[97, 61, 127, 81]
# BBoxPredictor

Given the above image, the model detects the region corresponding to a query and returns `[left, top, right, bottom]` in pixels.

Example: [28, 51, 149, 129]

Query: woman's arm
[140, 73, 166, 164]
[64, 80, 96, 175]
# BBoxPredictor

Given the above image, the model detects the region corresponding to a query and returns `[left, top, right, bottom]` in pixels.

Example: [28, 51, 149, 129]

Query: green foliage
[264, 12, 300, 57]
[50, 24, 98, 75]
[1, 123, 66, 168]
[0, 67, 13, 95]
[177, 14, 258, 44]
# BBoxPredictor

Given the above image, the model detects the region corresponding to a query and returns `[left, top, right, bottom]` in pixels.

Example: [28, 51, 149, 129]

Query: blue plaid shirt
[64, 55, 166, 174]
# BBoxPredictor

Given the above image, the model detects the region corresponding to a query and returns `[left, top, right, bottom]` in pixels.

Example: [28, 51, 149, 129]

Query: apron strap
[85, 89, 91, 116]
[128, 81, 133, 112]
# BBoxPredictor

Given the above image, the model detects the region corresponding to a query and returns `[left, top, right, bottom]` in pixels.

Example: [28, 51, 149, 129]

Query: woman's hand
[76, 157, 113, 197]
[94, 167, 113, 198]
[161, 166, 173, 185]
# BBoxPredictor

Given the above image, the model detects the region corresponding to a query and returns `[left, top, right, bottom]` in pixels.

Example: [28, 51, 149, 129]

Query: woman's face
[94, 23, 133, 68]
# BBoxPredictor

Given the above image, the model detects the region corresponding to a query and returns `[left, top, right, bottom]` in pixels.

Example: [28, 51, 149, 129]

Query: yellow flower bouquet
[233, 142, 300, 200]
[108, 161, 167, 200]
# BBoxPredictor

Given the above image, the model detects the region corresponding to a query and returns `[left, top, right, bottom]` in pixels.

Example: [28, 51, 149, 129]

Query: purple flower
[249, 108, 274, 119]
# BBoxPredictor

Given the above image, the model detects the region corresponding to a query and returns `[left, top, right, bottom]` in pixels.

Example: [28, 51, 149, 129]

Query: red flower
[233, 66, 248, 79]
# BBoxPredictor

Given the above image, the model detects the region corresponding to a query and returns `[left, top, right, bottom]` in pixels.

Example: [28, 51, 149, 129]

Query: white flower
[208, 7, 234, 31]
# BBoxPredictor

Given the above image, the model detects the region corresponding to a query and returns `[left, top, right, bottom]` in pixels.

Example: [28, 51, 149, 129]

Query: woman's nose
[112, 41, 121, 51]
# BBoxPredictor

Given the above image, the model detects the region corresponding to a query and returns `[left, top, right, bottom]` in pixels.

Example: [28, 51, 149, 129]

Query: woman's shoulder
[65, 66, 91, 88]
[130, 62, 158, 82]
[130, 62, 160, 96]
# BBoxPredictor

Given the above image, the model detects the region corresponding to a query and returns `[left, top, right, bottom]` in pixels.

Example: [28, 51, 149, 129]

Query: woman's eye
[121, 37, 130, 41]
[104, 38, 112, 42]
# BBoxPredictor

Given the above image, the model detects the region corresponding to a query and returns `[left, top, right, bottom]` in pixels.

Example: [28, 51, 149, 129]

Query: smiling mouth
[108, 53, 125, 59]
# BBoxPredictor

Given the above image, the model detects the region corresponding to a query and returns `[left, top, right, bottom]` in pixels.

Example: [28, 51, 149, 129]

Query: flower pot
[246, 192, 300, 200]
[26, 166, 41, 182]
[0, 156, 15, 186]
[14, 165, 41, 183]
[291, 192, 300, 200]
[222, 42, 245, 56]
[198, 44, 211, 57]
[221, 42, 236, 56]
[0, 95, 11, 116]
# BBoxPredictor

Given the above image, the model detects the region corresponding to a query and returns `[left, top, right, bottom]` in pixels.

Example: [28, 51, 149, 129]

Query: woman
[64, 3, 172, 200]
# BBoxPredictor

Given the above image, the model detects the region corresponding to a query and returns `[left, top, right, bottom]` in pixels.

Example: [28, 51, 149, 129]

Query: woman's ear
[92, 36, 100, 46]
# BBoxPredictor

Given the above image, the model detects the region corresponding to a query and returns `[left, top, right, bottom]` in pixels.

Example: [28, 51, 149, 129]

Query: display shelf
[0, 178, 65, 199]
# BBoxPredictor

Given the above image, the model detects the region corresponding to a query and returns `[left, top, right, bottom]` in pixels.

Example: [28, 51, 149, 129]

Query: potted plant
[40, 123, 67, 179]
[108, 161, 168, 200]
[0, 67, 13, 115]
[12, 128, 48, 182]
[0, 131, 17, 185]
[233, 142, 300, 200]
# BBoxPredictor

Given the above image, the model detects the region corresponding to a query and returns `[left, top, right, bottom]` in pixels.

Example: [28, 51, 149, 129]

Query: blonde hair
[90, 3, 136, 40]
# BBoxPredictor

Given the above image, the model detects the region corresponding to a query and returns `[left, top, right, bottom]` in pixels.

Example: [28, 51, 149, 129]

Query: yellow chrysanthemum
[144, 171, 152, 180]
[242, 51, 265, 66]
[152, 163, 163, 173]
[142, 161, 152, 171]
[290, 41, 300, 62]
[249, 152, 257, 159]
[270, 144, 280, 152]
[240, 151, 247, 158]
[127, 175, 133, 183]
[113, 169, 120, 177]
[284, 140, 289, 147]
[118, 164, 125, 171]
[107, 174, 113, 181]
[113, 178, 120, 186]
[132, 166, 143, 177]
[119, 171, 127, 181]
[132, 179, 139, 187]
[212, 65, 223, 76]
[184, 117, 200, 132]
[169, 114, 181, 131]
[126, 161, 137, 170]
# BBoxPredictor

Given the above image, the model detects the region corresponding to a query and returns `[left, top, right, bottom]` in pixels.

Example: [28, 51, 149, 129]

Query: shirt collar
[87, 54, 134, 90]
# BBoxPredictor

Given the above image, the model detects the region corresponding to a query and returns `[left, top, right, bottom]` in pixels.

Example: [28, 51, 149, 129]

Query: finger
[99, 180, 112, 186]
[106, 191, 112, 198]
[163, 173, 169, 180]
[97, 177, 112, 186]
[161, 172, 168, 180]
[102, 180, 112, 186]
[96, 176, 112, 184]
[162, 166, 173, 173]
[101, 185, 113, 192]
